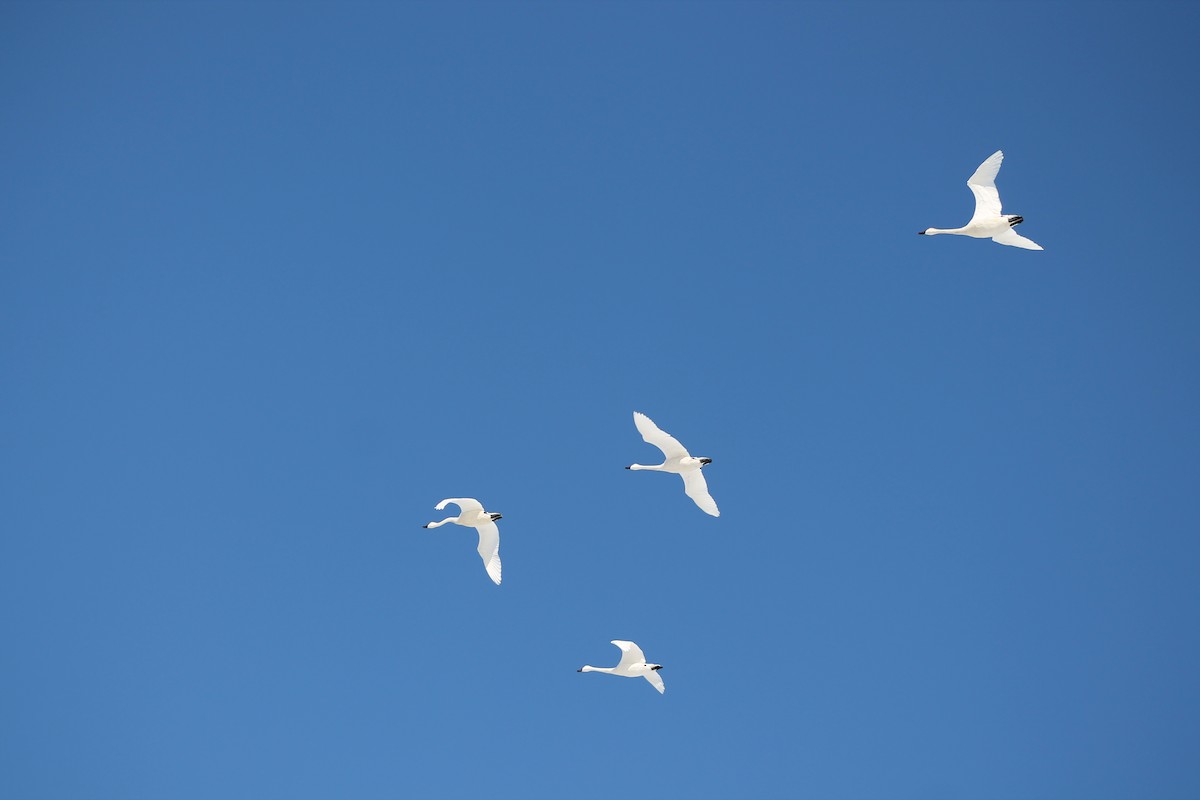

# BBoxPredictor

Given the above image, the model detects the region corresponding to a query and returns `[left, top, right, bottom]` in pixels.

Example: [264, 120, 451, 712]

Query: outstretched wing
[967, 150, 1004, 222]
[992, 227, 1044, 251]
[611, 640, 647, 671]
[681, 470, 720, 517]
[644, 671, 665, 695]
[476, 521, 502, 585]
[436, 497, 482, 513]
[634, 412, 689, 460]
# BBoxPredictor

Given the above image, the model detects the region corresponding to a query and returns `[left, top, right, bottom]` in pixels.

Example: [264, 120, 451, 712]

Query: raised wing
[634, 412, 689, 460]
[611, 640, 647, 671]
[681, 470, 720, 517]
[436, 497, 482, 513]
[992, 227, 1043, 251]
[644, 671, 665, 695]
[967, 150, 1004, 222]
[476, 521, 502, 585]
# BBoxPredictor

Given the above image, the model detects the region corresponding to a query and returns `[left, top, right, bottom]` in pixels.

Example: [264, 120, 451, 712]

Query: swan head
[489, 512, 502, 522]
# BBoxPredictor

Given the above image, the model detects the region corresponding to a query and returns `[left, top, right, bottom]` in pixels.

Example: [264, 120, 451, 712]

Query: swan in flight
[577, 640, 665, 694]
[918, 150, 1044, 250]
[422, 498, 502, 585]
[626, 411, 719, 517]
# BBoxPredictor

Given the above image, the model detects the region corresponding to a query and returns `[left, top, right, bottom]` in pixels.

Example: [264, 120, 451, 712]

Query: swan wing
[992, 227, 1044, 251]
[967, 150, 1004, 222]
[644, 671, 665, 694]
[681, 470, 720, 517]
[436, 497, 482, 513]
[634, 412, 689, 460]
[476, 521, 502, 585]
[611, 640, 648, 671]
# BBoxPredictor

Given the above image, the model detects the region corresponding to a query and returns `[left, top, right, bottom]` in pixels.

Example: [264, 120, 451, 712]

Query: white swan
[626, 411, 719, 517]
[577, 640, 665, 694]
[919, 150, 1044, 250]
[422, 498, 502, 585]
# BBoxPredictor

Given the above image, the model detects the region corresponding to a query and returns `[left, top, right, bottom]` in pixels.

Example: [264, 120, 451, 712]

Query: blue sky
[2, 1, 1199, 797]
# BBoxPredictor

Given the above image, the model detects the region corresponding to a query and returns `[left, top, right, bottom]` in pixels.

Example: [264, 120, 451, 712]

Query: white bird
[422, 498, 502, 585]
[577, 640, 665, 694]
[626, 411, 719, 517]
[918, 150, 1044, 250]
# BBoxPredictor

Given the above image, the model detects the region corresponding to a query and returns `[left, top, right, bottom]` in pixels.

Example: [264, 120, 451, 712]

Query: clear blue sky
[2, 1, 1198, 798]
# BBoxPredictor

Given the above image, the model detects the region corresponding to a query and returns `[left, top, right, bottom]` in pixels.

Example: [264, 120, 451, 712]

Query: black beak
[651, 665, 663, 670]
[700, 458, 712, 465]
[493, 513, 503, 521]
[624, 465, 632, 469]
[917, 230, 926, 235]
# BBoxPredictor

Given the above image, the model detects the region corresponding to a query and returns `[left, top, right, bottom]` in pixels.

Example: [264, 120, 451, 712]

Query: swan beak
[700, 458, 712, 465]
[492, 513, 503, 521]
[917, 230, 926, 235]
[651, 665, 663, 670]
[625, 465, 632, 469]
[576, 668, 584, 672]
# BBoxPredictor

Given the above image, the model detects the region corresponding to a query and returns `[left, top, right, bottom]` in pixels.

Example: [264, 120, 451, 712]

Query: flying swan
[918, 150, 1044, 250]
[626, 411, 719, 517]
[577, 640, 665, 694]
[423, 498, 502, 585]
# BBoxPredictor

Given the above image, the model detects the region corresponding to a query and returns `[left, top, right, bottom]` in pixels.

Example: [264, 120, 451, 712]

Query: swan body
[423, 498, 502, 585]
[919, 150, 1043, 250]
[577, 640, 665, 694]
[626, 411, 719, 517]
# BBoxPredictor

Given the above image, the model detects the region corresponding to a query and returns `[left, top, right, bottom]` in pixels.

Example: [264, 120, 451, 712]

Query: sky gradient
[2, 1, 1199, 798]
